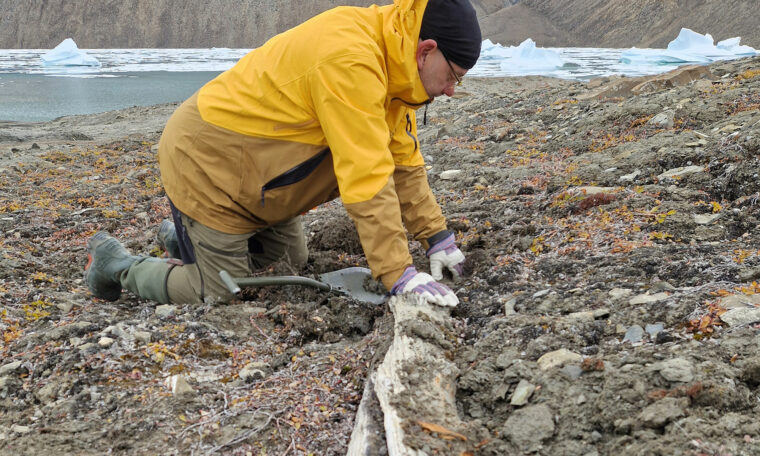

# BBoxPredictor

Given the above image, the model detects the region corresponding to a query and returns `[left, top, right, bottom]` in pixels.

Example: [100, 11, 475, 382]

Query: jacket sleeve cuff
[426, 229, 452, 249]
[381, 265, 410, 291]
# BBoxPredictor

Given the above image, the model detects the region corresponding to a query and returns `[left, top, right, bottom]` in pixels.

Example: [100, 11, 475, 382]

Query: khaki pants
[165, 214, 308, 304]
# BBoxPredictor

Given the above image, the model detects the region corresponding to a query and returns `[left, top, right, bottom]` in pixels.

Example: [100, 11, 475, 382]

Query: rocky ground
[1, 55, 760, 455]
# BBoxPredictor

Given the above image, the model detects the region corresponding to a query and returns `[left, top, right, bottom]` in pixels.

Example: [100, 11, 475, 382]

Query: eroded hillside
[1, 0, 757, 49]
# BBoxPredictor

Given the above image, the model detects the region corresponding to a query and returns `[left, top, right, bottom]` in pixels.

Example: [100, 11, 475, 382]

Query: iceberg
[41, 38, 100, 67]
[480, 39, 514, 60]
[620, 28, 757, 66]
[666, 28, 716, 53]
[716, 37, 757, 55]
[479, 38, 565, 74]
[500, 39, 565, 72]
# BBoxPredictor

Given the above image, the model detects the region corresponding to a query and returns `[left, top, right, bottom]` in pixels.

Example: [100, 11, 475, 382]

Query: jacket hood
[383, 0, 431, 106]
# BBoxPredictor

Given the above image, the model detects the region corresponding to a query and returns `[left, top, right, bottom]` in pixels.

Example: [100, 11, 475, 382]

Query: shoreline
[1, 52, 756, 148]
[0, 75, 570, 154]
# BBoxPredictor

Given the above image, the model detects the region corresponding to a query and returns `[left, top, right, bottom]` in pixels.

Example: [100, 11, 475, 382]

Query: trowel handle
[220, 270, 242, 295]
[219, 270, 332, 295]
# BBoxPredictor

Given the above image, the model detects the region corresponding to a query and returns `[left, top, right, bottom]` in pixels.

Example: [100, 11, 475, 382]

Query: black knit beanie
[419, 0, 482, 70]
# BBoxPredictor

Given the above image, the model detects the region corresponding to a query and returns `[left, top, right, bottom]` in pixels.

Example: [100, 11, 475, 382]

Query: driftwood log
[348, 294, 470, 455]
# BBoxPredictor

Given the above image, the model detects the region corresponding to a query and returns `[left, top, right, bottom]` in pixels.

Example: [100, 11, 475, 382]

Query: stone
[721, 308, 760, 327]
[575, 186, 615, 195]
[578, 66, 713, 100]
[106, 324, 127, 339]
[239, 362, 270, 382]
[654, 358, 694, 383]
[35, 382, 59, 404]
[44, 321, 94, 341]
[10, 424, 31, 434]
[719, 293, 760, 309]
[495, 351, 516, 369]
[650, 281, 676, 292]
[503, 297, 517, 316]
[0, 361, 25, 377]
[560, 365, 583, 380]
[492, 383, 510, 400]
[56, 300, 75, 313]
[684, 140, 708, 148]
[164, 375, 195, 397]
[718, 124, 741, 133]
[629, 292, 670, 305]
[694, 213, 721, 225]
[657, 165, 705, 179]
[720, 307, 760, 326]
[623, 325, 645, 344]
[619, 170, 641, 182]
[631, 65, 715, 95]
[645, 323, 665, 339]
[0, 376, 21, 397]
[98, 337, 115, 348]
[738, 268, 760, 283]
[648, 110, 675, 129]
[155, 304, 177, 319]
[566, 311, 594, 322]
[693, 79, 713, 91]
[537, 349, 582, 371]
[533, 288, 551, 298]
[78, 343, 98, 354]
[503, 404, 555, 452]
[134, 330, 152, 344]
[655, 331, 675, 344]
[192, 370, 224, 383]
[609, 288, 632, 299]
[510, 379, 535, 406]
[439, 170, 462, 180]
[592, 308, 611, 319]
[247, 307, 267, 317]
[638, 397, 686, 428]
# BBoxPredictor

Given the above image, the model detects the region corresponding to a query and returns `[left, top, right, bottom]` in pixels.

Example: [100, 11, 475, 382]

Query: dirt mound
[1, 56, 760, 454]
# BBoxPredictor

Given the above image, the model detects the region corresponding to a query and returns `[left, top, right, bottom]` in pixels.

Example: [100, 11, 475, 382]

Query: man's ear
[416, 39, 438, 70]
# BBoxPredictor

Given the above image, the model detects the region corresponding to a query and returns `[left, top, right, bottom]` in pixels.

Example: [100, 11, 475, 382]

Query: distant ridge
[0, 0, 757, 49]
[483, 0, 760, 48]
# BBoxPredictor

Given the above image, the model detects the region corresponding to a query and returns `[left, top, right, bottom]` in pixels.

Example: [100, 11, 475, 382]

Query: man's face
[416, 40, 467, 98]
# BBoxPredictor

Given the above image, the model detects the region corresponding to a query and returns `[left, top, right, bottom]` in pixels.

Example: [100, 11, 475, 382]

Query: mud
[1, 56, 760, 455]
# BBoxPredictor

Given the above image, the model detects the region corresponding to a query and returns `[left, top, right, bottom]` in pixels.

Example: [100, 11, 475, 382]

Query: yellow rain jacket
[158, 0, 448, 289]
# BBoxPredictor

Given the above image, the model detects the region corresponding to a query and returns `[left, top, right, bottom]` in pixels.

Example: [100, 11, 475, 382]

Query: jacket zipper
[260, 148, 330, 207]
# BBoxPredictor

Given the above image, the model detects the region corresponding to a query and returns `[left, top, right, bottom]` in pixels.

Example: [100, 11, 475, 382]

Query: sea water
[0, 47, 741, 122]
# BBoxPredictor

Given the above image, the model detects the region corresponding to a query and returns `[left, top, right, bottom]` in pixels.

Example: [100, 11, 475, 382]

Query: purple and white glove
[426, 232, 465, 281]
[390, 266, 458, 307]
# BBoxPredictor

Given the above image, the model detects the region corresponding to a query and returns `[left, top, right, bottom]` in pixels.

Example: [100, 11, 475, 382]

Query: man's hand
[427, 232, 465, 281]
[390, 266, 458, 307]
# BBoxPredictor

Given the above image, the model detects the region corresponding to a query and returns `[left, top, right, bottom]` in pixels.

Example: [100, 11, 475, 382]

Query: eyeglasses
[444, 55, 463, 87]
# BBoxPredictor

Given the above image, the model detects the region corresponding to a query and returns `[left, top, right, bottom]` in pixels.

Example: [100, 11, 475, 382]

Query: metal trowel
[219, 267, 386, 305]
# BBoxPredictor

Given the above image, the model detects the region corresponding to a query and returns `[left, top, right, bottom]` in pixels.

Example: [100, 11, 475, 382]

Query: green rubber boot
[84, 232, 139, 301]
[157, 219, 181, 259]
